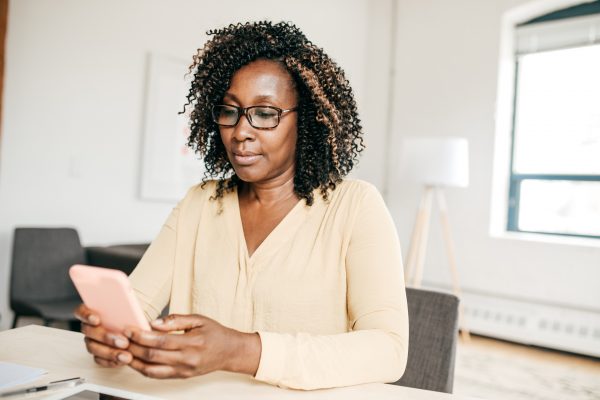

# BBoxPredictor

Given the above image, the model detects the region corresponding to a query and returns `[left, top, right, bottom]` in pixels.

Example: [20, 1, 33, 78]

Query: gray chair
[86, 243, 149, 276]
[10, 227, 85, 330]
[392, 287, 459, 393]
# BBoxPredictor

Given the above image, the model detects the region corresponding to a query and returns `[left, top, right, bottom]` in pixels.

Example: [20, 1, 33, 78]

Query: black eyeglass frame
[211, 104, 298, 130]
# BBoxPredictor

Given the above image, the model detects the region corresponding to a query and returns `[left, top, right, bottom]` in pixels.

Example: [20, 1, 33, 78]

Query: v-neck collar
[228, 186, 309, 263]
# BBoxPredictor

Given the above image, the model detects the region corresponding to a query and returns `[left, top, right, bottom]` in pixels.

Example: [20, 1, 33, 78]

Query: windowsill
[490, 230, 600, 249]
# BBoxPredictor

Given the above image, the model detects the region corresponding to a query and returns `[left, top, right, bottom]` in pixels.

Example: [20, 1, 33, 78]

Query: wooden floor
[453, 335, 600, 400]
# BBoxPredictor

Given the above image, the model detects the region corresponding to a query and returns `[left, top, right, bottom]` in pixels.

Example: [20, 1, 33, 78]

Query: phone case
[69, 264, 151, 332]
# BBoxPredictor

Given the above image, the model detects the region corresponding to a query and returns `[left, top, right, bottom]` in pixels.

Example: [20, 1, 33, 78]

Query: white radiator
[423, 284, 600, 357]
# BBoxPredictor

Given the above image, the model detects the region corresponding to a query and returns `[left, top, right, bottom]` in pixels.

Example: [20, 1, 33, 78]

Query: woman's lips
[232, 152, 262, 166]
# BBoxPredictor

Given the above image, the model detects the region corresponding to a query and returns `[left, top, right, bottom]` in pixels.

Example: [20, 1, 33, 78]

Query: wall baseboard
[422, 284, 600, 358]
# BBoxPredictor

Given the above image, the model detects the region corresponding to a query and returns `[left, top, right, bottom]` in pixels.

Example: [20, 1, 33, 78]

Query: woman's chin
[232, 167, 264, 183]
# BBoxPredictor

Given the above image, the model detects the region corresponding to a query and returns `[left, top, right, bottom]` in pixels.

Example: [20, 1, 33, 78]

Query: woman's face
[218, 59, 298, 185]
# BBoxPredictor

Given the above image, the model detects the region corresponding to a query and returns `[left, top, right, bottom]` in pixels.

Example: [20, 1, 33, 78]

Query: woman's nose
[232, 113, 256, 142]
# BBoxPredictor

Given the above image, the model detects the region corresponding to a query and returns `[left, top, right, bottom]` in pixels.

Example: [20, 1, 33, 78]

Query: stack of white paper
[0, 361, 47, 390]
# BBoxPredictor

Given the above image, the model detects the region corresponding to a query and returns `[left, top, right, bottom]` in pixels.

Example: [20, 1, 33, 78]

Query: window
[508, 2, 600, 239]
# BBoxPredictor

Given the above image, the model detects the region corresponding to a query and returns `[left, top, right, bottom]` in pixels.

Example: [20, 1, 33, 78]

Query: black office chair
[10, 227, 85, 330]
[392, 287, 459, 393]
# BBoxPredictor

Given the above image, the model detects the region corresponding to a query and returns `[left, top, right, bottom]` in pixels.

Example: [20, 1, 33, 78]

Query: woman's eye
[255, 109, 277, 119]
[222, 109, 238, 117]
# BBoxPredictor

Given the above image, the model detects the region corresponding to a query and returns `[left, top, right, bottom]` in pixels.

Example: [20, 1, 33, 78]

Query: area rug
[453, 337, 600, 400]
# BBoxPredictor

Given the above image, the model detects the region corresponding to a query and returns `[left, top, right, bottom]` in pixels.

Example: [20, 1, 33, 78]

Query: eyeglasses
[211, 104, 297, 130]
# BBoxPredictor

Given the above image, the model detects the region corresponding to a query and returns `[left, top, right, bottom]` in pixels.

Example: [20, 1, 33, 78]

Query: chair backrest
[86, 243, 149, 275]
[10, 227, 86, 306]
[392, 287, 459, 393]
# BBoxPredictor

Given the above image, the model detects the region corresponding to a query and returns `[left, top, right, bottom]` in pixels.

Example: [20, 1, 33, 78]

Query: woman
[76, 21, 408, 390]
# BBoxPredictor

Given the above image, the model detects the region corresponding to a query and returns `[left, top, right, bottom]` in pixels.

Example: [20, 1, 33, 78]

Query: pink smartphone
[69, 264, 151, 332]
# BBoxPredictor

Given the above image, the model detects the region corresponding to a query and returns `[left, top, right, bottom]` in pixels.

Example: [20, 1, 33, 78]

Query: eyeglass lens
[213, 105, 280, 129]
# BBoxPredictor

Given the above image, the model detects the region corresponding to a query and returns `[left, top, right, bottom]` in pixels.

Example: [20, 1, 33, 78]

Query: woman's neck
[239, 174, 297, 207]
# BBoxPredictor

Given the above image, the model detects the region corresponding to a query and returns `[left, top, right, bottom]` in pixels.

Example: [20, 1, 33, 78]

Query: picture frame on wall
[139, 53, 205, 202]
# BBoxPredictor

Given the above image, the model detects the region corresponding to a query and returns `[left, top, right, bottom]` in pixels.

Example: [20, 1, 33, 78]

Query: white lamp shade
[398, 137, 469, 187]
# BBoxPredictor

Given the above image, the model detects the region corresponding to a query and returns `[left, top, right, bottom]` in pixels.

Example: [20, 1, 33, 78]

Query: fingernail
[89, 315, 99, 325]
[151, 319, 163, 326]
[115, 338, 128, 348]
[117, 353, 130, 363]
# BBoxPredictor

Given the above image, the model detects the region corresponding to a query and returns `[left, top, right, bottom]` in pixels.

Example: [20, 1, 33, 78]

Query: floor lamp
[399, 137, 471, 340]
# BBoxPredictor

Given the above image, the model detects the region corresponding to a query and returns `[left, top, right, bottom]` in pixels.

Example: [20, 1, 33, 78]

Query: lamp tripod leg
[405, 192, 426, 283]
[436, 188, 471, 341]
[411, 186, 434, 288]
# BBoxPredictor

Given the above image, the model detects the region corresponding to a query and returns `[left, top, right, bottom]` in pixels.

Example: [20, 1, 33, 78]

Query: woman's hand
[74, 304, 133, 368]
[124, 314, 261, 379]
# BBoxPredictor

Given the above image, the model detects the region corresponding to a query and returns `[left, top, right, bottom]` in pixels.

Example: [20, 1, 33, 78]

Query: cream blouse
[129, 179, 409, 390]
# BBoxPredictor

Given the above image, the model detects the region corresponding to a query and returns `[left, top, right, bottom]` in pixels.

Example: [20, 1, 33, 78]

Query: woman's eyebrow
[222, 92, 239, 102]
[222, 93, 278, 103]
[252, 94, 277, 102]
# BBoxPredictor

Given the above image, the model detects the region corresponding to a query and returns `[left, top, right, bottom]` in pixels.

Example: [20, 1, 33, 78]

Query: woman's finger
[129, 358, 190, 379]
[94, 356, 120, 368]
[81, 323, 129, 349]
[124, 328, 189, 350]
[85, 337, 132, 365]
[73, 303, 100, 326]
[149, 314, 207, 332]
[127, 342, 193, 366]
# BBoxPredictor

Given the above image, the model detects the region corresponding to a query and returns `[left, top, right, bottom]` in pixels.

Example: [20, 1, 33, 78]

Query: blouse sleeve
[129, 203, 180, 321]
[254, 184, 409, 390]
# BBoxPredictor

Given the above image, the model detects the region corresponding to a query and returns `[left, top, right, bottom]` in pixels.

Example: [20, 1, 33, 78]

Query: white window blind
[516, 13, 600, 55]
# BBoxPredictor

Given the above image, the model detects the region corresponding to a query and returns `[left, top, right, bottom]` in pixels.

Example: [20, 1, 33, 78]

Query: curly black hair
[183, 21, 365, 206]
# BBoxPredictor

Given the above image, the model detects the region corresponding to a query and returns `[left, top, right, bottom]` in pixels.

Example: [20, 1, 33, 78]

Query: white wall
[0, 0, 391, 329]
[387, 0, 600, 353]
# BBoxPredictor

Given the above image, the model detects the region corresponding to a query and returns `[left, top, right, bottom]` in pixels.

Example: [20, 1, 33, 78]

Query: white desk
[0, 326, 479, 400]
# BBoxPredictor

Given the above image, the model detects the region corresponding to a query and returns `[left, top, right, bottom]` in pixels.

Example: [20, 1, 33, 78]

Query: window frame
[506, 52, 600, 239]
